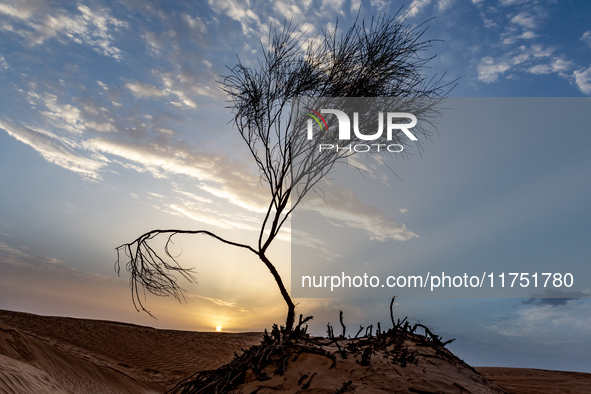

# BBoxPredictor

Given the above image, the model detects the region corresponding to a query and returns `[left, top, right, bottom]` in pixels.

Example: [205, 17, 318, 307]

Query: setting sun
[216, 326, 222, 332]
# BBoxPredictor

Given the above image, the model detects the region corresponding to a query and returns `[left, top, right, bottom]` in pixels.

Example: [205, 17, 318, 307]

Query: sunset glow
[0, 0, 590, 373]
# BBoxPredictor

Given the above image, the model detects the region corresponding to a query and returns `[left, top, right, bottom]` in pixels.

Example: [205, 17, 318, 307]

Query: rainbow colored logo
[304, 108, 328, 133]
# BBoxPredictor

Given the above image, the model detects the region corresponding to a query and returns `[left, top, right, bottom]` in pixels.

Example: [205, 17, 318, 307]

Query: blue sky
[0, 0, 591, 372]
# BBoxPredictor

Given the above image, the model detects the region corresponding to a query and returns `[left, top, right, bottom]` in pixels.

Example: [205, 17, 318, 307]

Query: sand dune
[0, 320, 156, 394]
[0, 309, 260, 393]
[228, 334, 508, 394]
[477, 367, 591, 394]
[0, 309, 589, 394]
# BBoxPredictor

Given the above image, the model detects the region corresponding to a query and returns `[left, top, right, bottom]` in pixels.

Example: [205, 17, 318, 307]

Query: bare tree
[115, 13, 453, 333]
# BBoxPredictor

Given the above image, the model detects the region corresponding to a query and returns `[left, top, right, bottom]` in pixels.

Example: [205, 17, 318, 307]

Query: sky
[0, 0, 590, 372]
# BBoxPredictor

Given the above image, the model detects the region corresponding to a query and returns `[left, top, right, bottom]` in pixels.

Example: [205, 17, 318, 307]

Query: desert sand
[476, 367, 591, 394]
[0, 309, 589, 394]
[0, 309, 260, 393]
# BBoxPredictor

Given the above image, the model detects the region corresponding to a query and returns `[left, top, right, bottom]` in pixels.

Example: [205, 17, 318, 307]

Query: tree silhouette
[115, 13, 452, 333]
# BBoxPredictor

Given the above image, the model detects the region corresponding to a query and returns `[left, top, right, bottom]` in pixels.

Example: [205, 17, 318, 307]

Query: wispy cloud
[305, 183, 418, 242]
[0, 4, 127, 60]
[182, 14, 207, 33]
[126, 82, 168, 98]
[0, 241, 28, 258]
[0, 120, 106, 180]
[500, 0, 531, 6]
[405, 0, 456, 17]
[522, 289, 590, 307]
[273, 1, 304, 19]
[0, 2, 36, 20]
[528, 44, 554, 58]
[510, 12, 536, 29]
[406, 0, 432, 18]
[574, 66, 591, 95]
[208, 0, 262, 36]
[164, 203, 259, 231]
[580, 31, 591, 48]
[40, 94, 85, 134]
[0, 53, 8, 70]
[469, 1, 586, 91]
[0, 241, 64, 267]
[437, 0, 455, 12]
[491, 299, 591, 342]
[190, 294, 249, 312]
[83, 137, 269, 213]
[368, 0, 387, 12]
[1, 80, 267, 226]
[477, 41, 577, 86]
[501, 10, 540, 45]
[477, 57, 511, 83]
[173, 189, 213, 204]
[125, 71, 218, 108]
[526, 57, 573, 75]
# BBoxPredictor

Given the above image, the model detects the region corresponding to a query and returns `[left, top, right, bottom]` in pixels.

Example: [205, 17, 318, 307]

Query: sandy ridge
[1, 309, 590, 394]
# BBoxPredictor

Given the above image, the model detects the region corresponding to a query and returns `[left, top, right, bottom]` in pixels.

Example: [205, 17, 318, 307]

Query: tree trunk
[259, 253, 295, 332]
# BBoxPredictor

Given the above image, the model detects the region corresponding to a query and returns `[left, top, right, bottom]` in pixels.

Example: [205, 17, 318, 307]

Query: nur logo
[304, 108, 418, 153]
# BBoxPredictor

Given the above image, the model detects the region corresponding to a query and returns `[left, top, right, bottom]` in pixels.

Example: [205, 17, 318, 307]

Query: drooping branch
[115, 230, 257, 317]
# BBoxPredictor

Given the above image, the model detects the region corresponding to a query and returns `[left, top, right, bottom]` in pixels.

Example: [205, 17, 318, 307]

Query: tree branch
[115, 230, 257, 317]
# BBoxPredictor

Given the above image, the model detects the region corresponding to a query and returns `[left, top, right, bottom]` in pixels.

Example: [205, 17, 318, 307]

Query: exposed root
[168, 311, 456, 394]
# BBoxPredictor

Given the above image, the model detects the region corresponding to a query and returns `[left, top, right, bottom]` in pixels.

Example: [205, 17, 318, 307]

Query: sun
[216, 326, 222, 332]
